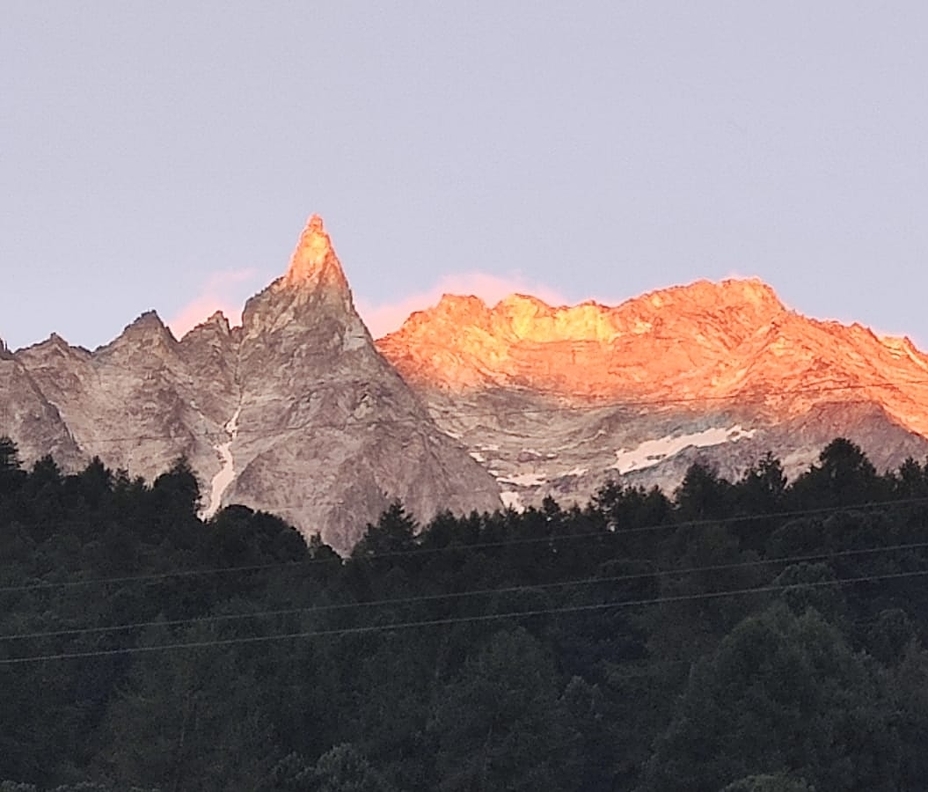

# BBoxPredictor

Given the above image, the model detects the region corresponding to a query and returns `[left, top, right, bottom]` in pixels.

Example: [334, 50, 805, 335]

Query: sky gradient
[3, 2, 928, 351]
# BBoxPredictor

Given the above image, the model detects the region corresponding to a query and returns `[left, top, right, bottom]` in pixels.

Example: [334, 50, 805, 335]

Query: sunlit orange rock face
[6, 213, 928, 541]
[377, 278, 928, 441]
[283, 214, 350, 293]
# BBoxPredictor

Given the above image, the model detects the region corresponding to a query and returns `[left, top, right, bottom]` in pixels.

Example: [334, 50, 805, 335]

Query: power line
[8, 375, 925, 546]
[527, 605, 911, 681]
[3, 566, 927, 665]
[0, 559, 310, 594]
[5, 494, 928, 595]
[6, 537, 928, 644]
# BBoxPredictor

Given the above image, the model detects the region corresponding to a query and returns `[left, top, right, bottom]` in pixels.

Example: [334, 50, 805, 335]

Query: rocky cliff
[4, 217, 501, 552]
[6, 217, 928, 547]
[377, 279, 928, 509]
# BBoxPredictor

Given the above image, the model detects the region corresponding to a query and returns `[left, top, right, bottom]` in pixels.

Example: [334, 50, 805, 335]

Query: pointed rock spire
[108, 310, 179, 351]
[284, 214, 349, 290]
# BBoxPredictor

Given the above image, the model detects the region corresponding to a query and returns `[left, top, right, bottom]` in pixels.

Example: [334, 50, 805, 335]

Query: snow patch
[564, 466, 588, 477]
[500, 491, 525, 512]
[498, 472, 548, 487]
[611, 425, 755, 474]
[203, 406, 242, 519]
[469, 451, 486, 463]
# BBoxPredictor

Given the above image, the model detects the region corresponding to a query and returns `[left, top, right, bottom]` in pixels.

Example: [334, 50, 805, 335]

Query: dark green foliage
[738, 453, 788, 512]
[310, 744, 395, 792]
[428, 628, 578, 791]
[720, 775, 815, 792]
[642, 604, 897, 792]
[4, 434, 928, 790]
[352, 501, 417, 559]
[258, 752, 315, 791]
[675, 460, 733, 521]
[791, 438, 884, 508]
[0, 437, 26, 497]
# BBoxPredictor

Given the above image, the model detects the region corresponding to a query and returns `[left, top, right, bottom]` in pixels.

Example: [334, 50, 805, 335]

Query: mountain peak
[377, 276, 808, 397]
[284, 214, 348, 290]
[130, 310, 168, 330]
[114, 311, 177, 347]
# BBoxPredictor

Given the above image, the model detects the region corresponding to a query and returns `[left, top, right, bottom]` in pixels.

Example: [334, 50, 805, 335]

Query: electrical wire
[5, 536, 928, 643]
[8, 377, 926, 567]
[5, 494, 928, 595]
[8, 375, 925, 562]
[3, 566, 927, 665]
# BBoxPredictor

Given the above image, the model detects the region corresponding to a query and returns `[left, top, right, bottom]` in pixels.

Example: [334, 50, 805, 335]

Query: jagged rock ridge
[3, 216, 500, 553]
[377, 279, 928, 510]
[6, 217, 928, 545]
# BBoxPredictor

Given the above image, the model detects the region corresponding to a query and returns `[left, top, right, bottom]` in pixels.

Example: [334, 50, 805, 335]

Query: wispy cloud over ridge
[356, 271, 567, 339]
[167, 269, 260, 339]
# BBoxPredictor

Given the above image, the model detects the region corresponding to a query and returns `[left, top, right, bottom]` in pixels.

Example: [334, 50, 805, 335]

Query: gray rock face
[1, 217, 500, 553]
[215, 219, 501, 551]
[0, 341, 82, 469]
[7, 217, 927, 552]
[405, 389, 928, 514]
[17, 316, 228, 488]
[377, 281, 928, 510]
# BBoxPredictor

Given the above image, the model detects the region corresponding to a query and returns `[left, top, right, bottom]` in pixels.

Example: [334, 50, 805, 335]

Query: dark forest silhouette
[4, 436, 928, 791]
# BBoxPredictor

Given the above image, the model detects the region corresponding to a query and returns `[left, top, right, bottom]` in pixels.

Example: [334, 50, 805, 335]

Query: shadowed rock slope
[5, 217, 500, 552]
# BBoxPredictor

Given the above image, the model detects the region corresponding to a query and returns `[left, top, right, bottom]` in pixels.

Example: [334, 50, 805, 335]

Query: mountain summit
[4, 218, 928, 547]
[284, 214, 349, 292]
[378, 278, 792, 397]
[2, 217, 500, 552]
[376, 277, 928, 511]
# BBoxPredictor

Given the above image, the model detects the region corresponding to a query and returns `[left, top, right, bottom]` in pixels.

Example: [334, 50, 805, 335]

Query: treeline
[4, 437, 928, 791]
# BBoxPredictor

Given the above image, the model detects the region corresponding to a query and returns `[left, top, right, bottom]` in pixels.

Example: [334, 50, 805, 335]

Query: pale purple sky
[3, 2, 928, 351]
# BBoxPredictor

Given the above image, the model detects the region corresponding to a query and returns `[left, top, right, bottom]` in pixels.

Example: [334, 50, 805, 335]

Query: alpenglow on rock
[8, 216, 928, 547]
[376, 279, 928, 511]
[4, 216, 501, 553]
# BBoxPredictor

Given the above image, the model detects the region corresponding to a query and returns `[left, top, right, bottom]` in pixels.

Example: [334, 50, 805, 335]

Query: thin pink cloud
[356, 271, 568, 339]
[167, 269, 260, 339]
